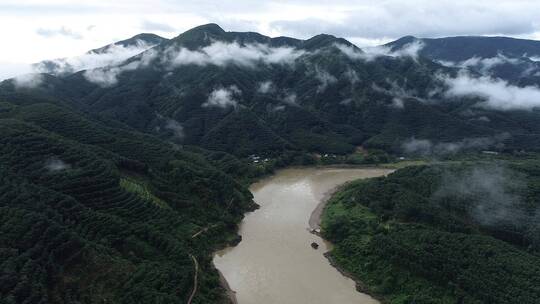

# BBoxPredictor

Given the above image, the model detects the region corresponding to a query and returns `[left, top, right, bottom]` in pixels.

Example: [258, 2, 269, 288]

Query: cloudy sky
[1, 0, 540, 75]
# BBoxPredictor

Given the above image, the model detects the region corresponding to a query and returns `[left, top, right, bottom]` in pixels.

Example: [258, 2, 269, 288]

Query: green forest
[0, 100, 263, 303]
[322, 159, 540, 304]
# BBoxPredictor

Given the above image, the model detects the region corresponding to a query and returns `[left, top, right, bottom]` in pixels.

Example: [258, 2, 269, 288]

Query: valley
[2, 11, 540, 303]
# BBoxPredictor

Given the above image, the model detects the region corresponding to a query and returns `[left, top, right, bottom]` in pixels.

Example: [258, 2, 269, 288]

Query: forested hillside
[4, 24, 540, 158]
[0, 99, 258, 303]
[322, 160, 540, 304]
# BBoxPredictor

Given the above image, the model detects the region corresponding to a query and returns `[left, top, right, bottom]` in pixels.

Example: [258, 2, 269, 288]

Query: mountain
[90, 33, 168, 54]
[32, 33, 168, 76]
[387, 35, 540, 62]
[386, 35, 540, 85]
[3, 24, 540, 159]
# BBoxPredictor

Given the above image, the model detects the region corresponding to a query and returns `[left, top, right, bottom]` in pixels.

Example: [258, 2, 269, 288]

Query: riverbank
[217, 267, 238, 304]
[309, 168, 394, 232]
[308, 185, 341, 232]
[308, 169, 394, 304]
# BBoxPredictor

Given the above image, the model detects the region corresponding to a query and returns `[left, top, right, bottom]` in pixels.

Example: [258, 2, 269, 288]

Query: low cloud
[83, 63, 136, 87]
[402, 134, 509, 156]
[82, 50, 157, 87]
[372, 80, 424, 108]
[310, 66, 337, 93]
[281, 92, 298, 106]
[34, 41, 156, 76]
[257, 80, 275, 94]
[336, 40, 425, 61]
[438, 53, 522, 74]
[441, 72, 540, 110]
[164, 41, 306, 68]
[13, 73, 44, 89]
[203, 85, 241, 108]
[344, 68, 359, 84]
[434, 165, 527, 227]
[45, 158, 71, 172]
[164, 119, 184, 139]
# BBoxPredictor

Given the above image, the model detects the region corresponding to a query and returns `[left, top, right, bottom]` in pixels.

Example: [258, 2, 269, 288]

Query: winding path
[187, 254, 199, 304]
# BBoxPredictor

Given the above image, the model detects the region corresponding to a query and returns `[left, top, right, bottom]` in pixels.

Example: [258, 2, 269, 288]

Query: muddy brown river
[214, 167, 392, 304]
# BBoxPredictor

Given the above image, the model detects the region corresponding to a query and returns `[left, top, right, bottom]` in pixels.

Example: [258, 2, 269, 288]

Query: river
[214, 167, 392, 304]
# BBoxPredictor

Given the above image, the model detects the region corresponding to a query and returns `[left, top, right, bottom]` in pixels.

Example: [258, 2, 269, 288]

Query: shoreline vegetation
[308, 171, 394, 304]
[320, 161, 540, 303]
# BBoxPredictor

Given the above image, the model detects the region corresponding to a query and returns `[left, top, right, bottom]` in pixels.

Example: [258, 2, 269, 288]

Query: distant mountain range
[3, 23, 540, 157]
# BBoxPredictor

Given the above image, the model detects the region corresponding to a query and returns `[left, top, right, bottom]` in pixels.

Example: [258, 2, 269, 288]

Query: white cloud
[164, 41, 306, 68]
[441, 72, 540, 110]
[336, 40, 425, 61]
[36, 26, 83, 39]
[13, 73, 43, 89]
[438, 53, 522, 74]
[165, 119, 184, 139]
[372, 80, 424, 108]
[310, 66, 337, 93]
[257, 80, 275, 94]
[282, 93, 298, 106]
[3, 1, 540, 72]
[82, 50, 157, 87]
[34, 41, 156, 76]
[203, 85, 241, 108]
[45, 158, 71, 172]
[344, 68, 359, 84]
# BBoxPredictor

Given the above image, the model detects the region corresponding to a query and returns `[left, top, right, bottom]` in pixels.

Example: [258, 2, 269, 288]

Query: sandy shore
[217, 267, 238, 304]
[308, 186, 341, 231]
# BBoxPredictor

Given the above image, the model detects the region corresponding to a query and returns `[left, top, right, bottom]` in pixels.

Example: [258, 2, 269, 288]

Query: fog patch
[13, 74, 44, 89]
[203, 85, 241, 108]
[156, 114, 184, 140]
[433, 165, 527, 227]
[438, 53, 521, 74]
[270, 105, 286, 112]
[402, 134, 509, 156]
[372, 81, 424, 108]
[340, 98, 353, 105]
[281, 93, 298, 106]
[440, 71, 540, 110]
[344, 68, 359, 84]
[310, 66, 337, 93]
[257, 80, 275, 94]
[45, 158, 71, 172]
